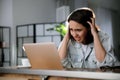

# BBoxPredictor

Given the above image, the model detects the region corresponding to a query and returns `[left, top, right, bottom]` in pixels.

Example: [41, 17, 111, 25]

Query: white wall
[13, 0, 56, 25]
[0, 0, 13, 26]
[74, 0, 88, 9]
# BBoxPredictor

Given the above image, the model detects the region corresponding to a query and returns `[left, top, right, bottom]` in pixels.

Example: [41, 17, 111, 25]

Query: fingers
[91, 18, 95, 26]
[64, 27, 70, 39]
[87, 18, 95, 29]
[87, 21, 92, 28]
[87, 18, 98, 35]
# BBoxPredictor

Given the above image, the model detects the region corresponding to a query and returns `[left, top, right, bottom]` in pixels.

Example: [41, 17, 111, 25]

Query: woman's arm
[93, 32, 106, 62]
[58, 31, 70, 60]
[88, 18, 106, 62]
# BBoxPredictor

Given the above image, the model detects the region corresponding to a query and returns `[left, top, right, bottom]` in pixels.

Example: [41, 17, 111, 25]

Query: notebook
[23, 42, 63, 70]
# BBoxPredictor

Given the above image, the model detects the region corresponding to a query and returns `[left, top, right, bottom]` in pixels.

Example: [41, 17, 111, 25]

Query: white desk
[0, 67, 120, 80]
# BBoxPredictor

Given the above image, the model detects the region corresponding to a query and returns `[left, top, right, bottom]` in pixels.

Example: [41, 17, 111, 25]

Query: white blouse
[60, 31, 117, 68]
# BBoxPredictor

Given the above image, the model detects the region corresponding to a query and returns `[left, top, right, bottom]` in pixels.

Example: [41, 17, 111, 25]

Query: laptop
[23, 42, 64, 70]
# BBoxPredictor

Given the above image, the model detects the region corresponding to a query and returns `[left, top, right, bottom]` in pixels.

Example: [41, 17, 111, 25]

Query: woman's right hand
[64, 28, 70, 42]
[58, 27, 70, 60]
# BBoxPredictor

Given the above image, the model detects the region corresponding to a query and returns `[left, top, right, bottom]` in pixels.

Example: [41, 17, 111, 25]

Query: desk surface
[0, 67, 120, 80]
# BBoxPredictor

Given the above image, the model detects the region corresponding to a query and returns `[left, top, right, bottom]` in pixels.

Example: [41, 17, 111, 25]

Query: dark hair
[67, 7, 96, 44]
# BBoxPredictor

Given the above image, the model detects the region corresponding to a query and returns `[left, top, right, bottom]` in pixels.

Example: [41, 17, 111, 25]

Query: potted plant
[46, 23, 67, 37]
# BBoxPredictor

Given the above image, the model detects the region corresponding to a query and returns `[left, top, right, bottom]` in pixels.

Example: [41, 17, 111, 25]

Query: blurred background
[0, 0, 120, 67]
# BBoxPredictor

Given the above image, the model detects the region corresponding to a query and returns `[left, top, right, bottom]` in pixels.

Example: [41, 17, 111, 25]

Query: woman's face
[69, 20, 88, 43]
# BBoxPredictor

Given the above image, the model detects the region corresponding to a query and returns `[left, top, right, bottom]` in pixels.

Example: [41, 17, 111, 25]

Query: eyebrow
[69, 28, 83, 31]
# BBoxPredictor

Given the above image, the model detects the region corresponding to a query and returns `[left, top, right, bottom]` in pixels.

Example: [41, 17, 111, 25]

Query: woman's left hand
[87, 18, 98, 36]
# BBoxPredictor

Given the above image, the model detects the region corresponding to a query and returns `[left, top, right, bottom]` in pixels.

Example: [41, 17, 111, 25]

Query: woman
[58, 7, 117, 68]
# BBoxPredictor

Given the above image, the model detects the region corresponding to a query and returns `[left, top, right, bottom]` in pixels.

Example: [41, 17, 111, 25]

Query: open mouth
[74, 37, 81, 42]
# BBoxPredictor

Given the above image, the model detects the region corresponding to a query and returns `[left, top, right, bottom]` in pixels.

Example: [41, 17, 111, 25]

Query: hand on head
[87, 18, 98, 35]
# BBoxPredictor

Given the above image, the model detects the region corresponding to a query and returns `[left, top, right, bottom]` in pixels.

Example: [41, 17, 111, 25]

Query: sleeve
[61, 57, 72, 68]
[58, 41, 72, 68]
[96, 33, 117, 67]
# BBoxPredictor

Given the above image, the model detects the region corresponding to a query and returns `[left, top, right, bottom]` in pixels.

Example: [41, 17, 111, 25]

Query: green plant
[47, 24, 67, 37]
